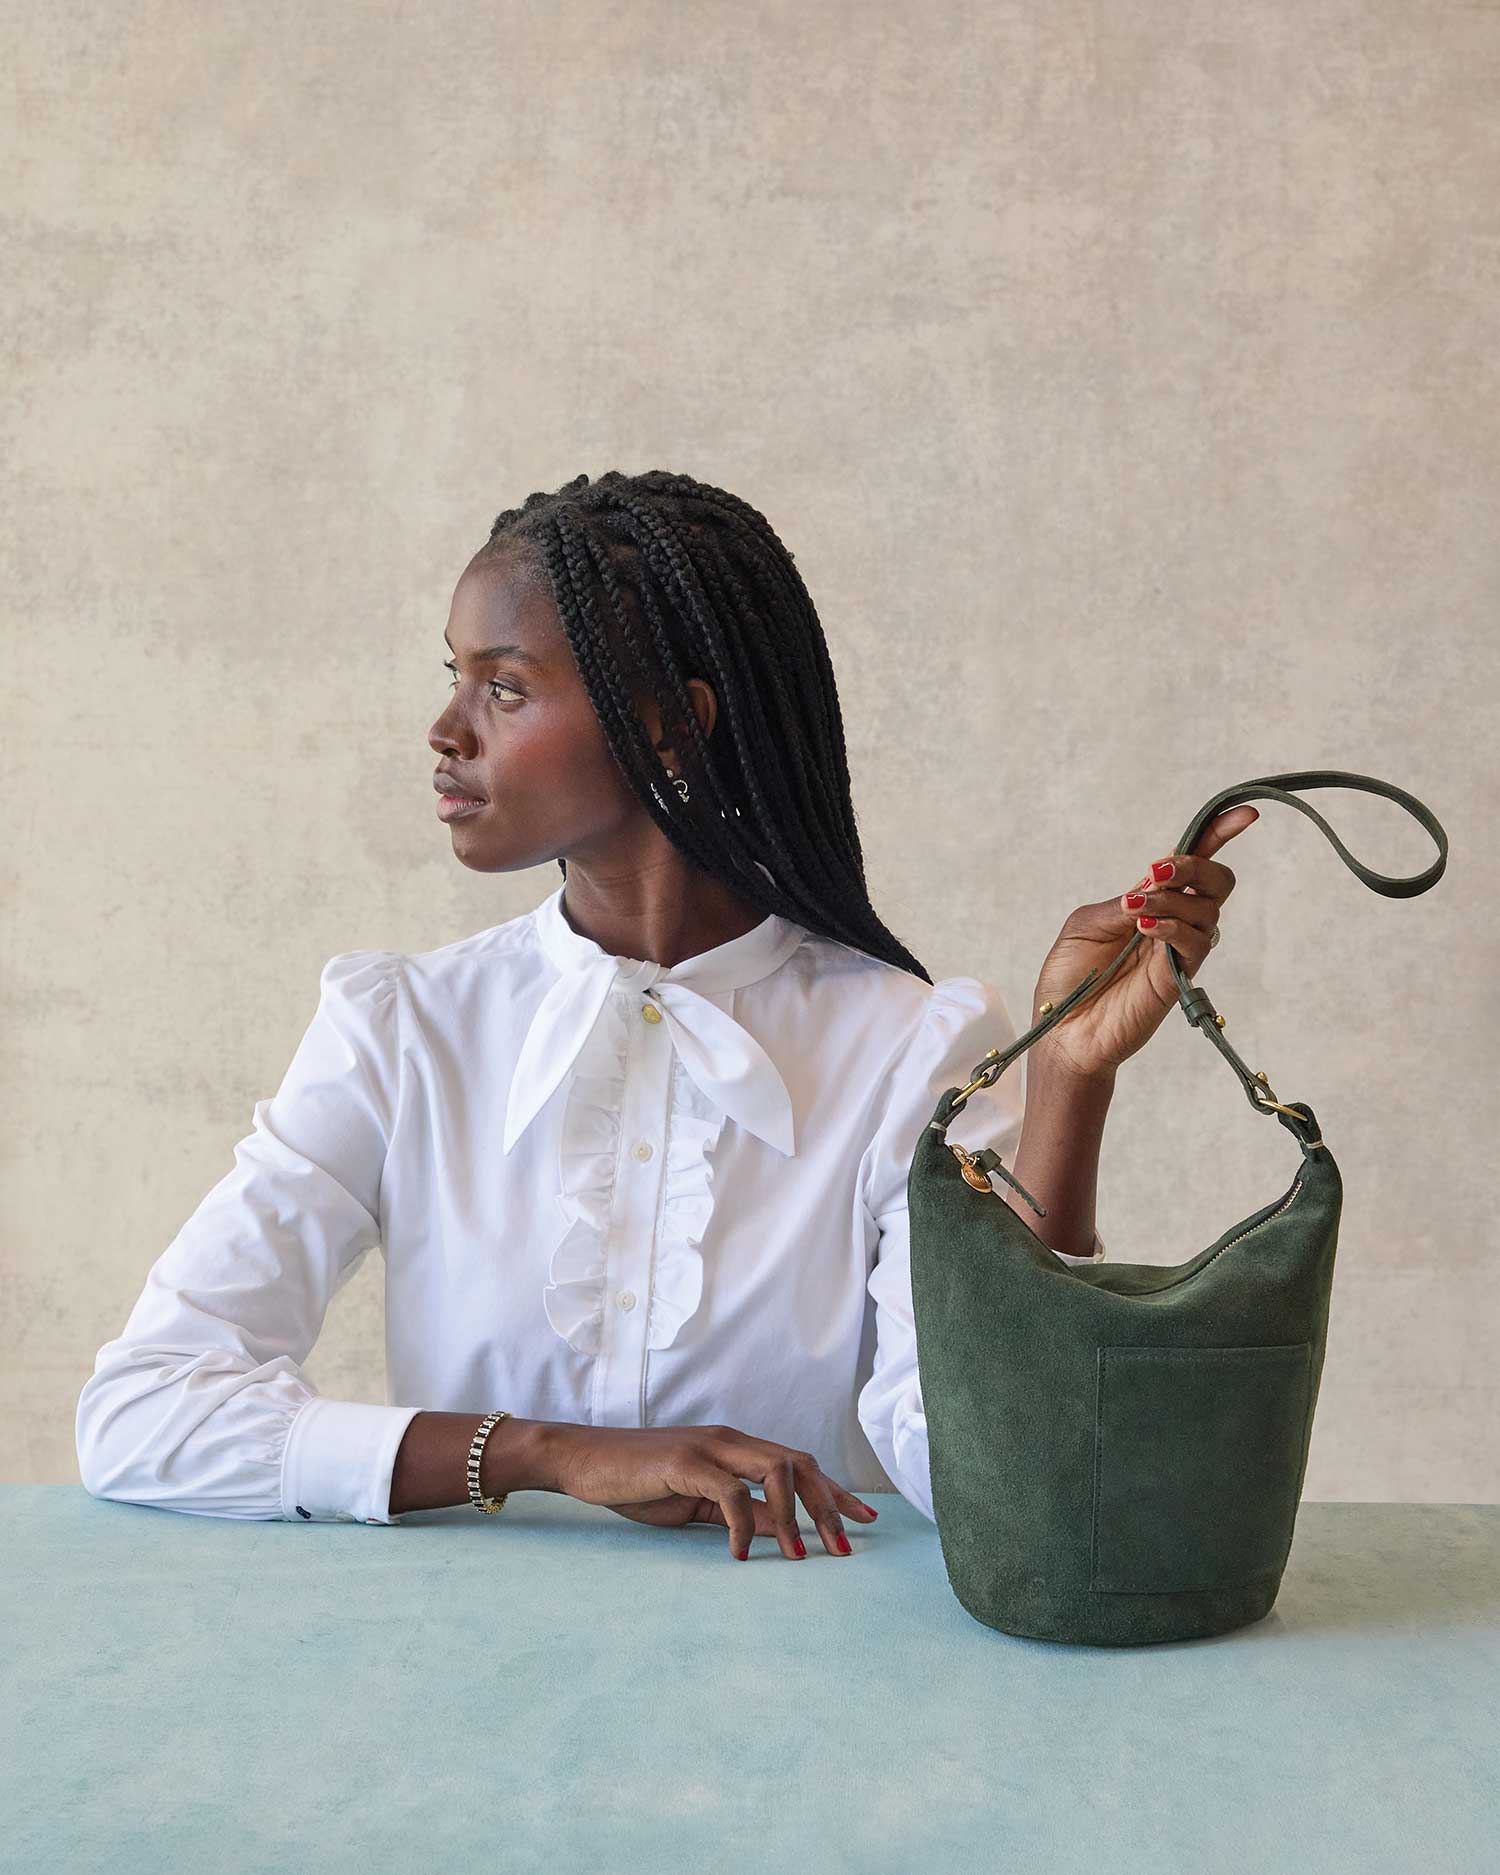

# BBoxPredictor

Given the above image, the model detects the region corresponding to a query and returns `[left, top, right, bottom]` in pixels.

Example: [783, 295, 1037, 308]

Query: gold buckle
[950, 1049, 1001, 1106]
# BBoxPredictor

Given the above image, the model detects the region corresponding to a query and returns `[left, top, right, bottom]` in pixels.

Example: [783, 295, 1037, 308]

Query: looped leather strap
[944, 770, 1448, 1136]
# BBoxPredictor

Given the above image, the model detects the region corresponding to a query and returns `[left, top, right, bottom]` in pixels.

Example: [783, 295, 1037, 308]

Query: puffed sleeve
[855, 976, 1106, 1522]
[75, 950, 422, 1525]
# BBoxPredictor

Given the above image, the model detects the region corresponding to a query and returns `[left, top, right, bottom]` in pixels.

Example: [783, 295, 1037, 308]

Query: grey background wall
[6, 2, 1495, 1500]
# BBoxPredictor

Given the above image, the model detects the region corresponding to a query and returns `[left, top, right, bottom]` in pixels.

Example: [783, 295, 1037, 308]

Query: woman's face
[427, 549, 714, 875]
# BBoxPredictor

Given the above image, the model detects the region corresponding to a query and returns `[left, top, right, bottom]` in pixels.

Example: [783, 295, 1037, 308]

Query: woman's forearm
[1003, 1045, 1116, 1258]
[388, 1412, 571, 1516]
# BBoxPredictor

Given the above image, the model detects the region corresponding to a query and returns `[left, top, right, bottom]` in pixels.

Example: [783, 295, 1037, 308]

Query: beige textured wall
[7, 2, 1496, 1500]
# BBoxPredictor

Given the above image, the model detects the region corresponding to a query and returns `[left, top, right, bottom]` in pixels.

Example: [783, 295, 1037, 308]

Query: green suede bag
[909, 771, 1448, 1646]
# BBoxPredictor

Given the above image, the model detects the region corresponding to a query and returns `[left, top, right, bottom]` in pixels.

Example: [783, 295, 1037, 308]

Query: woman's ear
[686, 676, 717, 742]
[652, 678, 717, 773]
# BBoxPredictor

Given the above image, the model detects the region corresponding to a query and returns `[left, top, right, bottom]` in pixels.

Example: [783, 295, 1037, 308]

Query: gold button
[641, 1002, 662, 1024]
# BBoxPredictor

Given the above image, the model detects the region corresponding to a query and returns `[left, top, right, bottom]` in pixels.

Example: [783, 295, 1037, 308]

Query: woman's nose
[428, 706, 469, 754]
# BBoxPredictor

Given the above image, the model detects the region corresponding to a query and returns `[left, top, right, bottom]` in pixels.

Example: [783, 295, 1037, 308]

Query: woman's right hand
[545, 1423, 879, 1561]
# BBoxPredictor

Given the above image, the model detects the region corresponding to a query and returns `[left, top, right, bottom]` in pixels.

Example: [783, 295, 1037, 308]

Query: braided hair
[479, 469, 930, 981]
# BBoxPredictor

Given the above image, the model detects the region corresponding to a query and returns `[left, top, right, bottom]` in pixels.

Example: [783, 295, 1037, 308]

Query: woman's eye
[443, 658, 520, 703]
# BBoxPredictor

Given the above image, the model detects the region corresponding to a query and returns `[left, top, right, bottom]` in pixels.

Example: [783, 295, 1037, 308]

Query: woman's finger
[699, 1469, 757, 1559]
[759, 1453, 806, 1560]
[697, 1462, 804, 1561]
[1135, 914, 1216, 958]
[790, 1461, 871, 1558]
[1193, 805, 1259, 860]
[1133, 907, 1220, 979]
[1125, 885, 1217, 937]
[1126, 852, 1236, 904]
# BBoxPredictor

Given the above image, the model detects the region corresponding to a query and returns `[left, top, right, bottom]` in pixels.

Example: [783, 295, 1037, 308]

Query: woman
[76, 470, 1254, 1564]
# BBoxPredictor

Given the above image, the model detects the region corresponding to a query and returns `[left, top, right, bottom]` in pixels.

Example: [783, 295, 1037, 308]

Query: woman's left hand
[1027, 806, 1260, 1082]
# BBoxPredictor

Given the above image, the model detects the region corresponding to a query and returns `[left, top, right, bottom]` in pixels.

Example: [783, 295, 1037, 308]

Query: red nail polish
[737, 1547, 749, 1560]
[1152, 860, 1175, 882]
[1138, 915, 1158, 928]
[793, 1536, 807, 1557]
[836, 1531, 853, 1554]
[1125, 892, 1146, 909]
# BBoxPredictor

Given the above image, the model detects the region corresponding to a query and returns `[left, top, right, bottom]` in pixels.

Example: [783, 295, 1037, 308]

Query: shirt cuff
[280, 1397, 424, 1525]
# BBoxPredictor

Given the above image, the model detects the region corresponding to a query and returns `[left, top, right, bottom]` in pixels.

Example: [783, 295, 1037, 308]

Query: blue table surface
[3, 1488, 1495, 1875]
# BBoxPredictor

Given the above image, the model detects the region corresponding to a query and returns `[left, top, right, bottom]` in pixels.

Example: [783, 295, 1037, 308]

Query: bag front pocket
[1091, 1342, 1313, 1594]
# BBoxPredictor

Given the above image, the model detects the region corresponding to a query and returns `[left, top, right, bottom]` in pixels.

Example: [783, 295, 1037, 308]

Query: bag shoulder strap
[945, 770, 1448, 1143]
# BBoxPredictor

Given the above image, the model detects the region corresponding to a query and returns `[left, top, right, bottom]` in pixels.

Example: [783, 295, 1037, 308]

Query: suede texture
[910, 1084, 1342, 1646]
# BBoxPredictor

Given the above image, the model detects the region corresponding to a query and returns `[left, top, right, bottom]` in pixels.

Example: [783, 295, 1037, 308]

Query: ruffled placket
[502, 884, 807, 1381]
[544, 980, 731, 1356]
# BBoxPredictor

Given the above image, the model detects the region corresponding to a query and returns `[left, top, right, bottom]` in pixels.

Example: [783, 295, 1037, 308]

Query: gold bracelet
[467, 1409, 512, 1514]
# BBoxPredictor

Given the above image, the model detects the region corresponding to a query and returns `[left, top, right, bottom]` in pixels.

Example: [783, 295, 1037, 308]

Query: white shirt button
[616, 1290, 636, 1311]
[641, 1001, 662, 1024]
[632, 1140, 654, 1161]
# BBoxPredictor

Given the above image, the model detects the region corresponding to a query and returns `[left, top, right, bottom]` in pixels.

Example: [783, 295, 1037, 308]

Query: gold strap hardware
[951, 1048, 1002, 1107]
[1250, 1070, 1309, 1125]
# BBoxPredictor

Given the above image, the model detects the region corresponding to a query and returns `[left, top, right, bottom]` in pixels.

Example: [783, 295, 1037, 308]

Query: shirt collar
[502, 874, 807, 1158]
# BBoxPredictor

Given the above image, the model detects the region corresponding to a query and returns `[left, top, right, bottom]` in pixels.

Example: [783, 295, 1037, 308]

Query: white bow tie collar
[504, 884, 805, 1158]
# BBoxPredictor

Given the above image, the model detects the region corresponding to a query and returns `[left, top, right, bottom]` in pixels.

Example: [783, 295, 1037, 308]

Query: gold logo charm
[949, 1142, 997, 1194]
[947, 1138, 1048, 1221]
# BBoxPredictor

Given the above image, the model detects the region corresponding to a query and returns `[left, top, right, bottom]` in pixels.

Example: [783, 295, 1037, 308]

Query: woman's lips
[436, 794, 486, 821]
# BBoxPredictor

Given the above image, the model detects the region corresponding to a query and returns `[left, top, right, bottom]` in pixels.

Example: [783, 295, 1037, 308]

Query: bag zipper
[1198, 1176, 1304, 1272]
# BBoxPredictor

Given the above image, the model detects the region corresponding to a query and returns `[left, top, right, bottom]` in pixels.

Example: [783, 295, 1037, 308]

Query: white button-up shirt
[77, 880, 1105, 1528]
